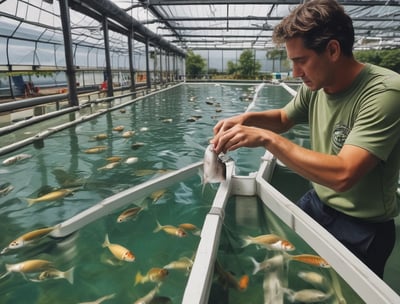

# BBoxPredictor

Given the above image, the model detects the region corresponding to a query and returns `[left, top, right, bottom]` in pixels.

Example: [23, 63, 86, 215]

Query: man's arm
[213, 109, 379, 192]
[215, 123, 379, 192]
[213, 108, 294, 144]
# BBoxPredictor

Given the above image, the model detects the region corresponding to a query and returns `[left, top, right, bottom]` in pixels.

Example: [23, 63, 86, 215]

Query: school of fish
[0, 116, 345, 303]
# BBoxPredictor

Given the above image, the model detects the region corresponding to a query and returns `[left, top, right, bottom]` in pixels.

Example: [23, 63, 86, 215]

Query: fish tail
[282, 251, 292, 261]
[153, 220, 162, 233]
[248, 257, 261, 275]
[282, 288, 295, 302]
[192, 229, 201, 236]
[64, 267, 74, 284]
[134, 271, 143, 285]
[26, 198, 36, 207]
[140, 199, 149, 211]
[240, 235, 253, 248]
[199, 168, 207, 195]
[102, 294, 116, 301]
[201, 181, 206, 195]
[102, 234, 110, 248]
[0, 270, 10, 280]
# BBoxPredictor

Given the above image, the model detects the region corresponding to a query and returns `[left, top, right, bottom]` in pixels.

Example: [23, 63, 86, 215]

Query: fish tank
[0, 83, 399, 303]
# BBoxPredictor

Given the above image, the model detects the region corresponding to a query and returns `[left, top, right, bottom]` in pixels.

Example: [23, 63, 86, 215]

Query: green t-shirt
[284, 64, 400, 221]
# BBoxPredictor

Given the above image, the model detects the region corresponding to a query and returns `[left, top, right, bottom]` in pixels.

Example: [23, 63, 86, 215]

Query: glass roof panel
[0, 0, 399, 58]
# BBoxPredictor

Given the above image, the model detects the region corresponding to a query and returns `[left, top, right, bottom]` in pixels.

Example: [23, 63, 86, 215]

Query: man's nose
[292, 64, 304, 78]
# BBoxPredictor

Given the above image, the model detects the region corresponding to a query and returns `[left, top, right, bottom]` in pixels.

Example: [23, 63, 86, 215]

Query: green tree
[380, 49, 400, 73]
[354, 49, 400, 73]
[238, 49, 261, 79]
[267, 49, 287, 72]
[185, 50, 206, 79]
[227, 60, 238, 75]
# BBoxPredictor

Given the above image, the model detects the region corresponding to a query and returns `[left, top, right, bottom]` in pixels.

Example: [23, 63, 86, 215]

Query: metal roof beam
[146, 0, 400, 6]
[70, 0, 185, 56]
[159, 26, 398, 31]
[144, 16, 400, 23]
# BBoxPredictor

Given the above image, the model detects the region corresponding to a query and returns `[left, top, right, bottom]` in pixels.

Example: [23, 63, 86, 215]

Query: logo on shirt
[331, 124, 351, 153]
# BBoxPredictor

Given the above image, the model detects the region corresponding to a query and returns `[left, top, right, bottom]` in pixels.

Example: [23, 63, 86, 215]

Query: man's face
[286, 37, 332, 91]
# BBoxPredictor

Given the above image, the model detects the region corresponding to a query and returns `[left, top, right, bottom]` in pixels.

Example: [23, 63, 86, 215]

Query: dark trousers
[297, 189, 395, 278]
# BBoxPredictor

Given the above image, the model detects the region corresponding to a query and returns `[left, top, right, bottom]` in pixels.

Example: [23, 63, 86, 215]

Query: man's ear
[327, 40, 340, 61]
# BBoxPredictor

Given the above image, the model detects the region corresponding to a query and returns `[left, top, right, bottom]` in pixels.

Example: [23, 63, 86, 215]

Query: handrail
[0, 83, 184, 156]
[51, 161, 203, 238]
[0, 93, 69, 112]
[279, 81, 298, 97]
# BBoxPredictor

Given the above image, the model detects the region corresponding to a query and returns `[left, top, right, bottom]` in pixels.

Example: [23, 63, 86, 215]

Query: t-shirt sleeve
[283, 84, 310, 124]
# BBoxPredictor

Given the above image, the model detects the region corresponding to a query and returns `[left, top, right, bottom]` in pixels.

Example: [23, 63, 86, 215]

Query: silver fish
[133, 285, 159, 304]
[203, 144, 226, 187]
[2, 153, 32, 165]
[249, 254, 285, 275]
[78, 293, 116, 304]
[284, 288, 332, 303]
[298, 271, 327, 288]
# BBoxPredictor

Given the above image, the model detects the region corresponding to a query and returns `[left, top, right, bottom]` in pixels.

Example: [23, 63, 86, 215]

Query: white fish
[264, 271, 284, 304]
[97, 162, 120, 171]
[125, 157, 138, 164]
[122, 130, 135, 138]
[163, 256, 194, 272]
[2, 153, 32, 165]
[133, 285, 159, 304]
[78, 293, 116, 304]
[36, 267, 74, 284]
[202, 144, 226, 189]
[249, 254, 285, 275]
[283, 288, 332, 303]
[298, 271, 327, 288]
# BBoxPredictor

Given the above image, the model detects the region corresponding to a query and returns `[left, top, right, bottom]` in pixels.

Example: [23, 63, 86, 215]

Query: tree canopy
[185, 50, 206, 78]
[354, 49, 400, 73]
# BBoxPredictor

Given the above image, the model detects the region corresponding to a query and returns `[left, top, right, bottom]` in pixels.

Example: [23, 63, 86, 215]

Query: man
[212, 0, 400, 278]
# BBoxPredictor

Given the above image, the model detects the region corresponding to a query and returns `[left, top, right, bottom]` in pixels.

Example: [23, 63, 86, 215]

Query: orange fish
[2, 226, 57, 253]
[150, 189, 166, 203]
[153, 221, 187, 238]
[135, 267, 168, 285]
[289, 254, 330, 268]
[122, 130, 135, 138]
[178, 223, 198, 231]
[112, 125, 124, 132]
[237, 275, 250, 291]
[214, 260, 248, 292]
[178, 223, 201, 236]
[117, 206, 144, 223]
[26, 188, 76, 206]
[84, 146, 107, 154]
[93, 133, 108, 140]
[106, 156, 123, 162]
[242, 234, 295, 251]
[102, 234, 135, 262]
[1, 259, 53, 279]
